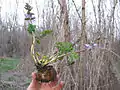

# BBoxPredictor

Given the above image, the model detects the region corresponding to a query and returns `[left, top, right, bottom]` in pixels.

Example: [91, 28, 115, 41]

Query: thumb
[28, 72, 39, 89]
[56, 81, 64, 90]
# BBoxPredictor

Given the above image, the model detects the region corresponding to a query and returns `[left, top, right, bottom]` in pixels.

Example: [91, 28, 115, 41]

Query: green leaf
[55, 42, 73, 55]
[25, 18, 30, 20]
[42, 55, 48, 59]
[36, 38, 40, 44]
[28, 24, 36, 34]
[68, 52, 79, 65]
[40, 30, 52, 37]
[36, 52, 40, 56]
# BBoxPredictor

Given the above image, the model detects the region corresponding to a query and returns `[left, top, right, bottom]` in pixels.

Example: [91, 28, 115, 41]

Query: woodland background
[0, 0, 120, 90]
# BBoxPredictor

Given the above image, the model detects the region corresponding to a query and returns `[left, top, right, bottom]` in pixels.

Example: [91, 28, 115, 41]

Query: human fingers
[27, 72, 39, 89]
[47, 74, 59, 87]
[52, 81, 64, 90]
[58, 81, 64, 89]
[47, 75, 64, 89]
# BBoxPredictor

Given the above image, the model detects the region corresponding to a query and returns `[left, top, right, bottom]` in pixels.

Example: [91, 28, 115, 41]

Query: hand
[27, 72, 64, 90]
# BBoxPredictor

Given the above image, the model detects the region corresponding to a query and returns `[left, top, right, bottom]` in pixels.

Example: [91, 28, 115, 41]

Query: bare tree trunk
[58, 0, 70, 42]
[79, 0, 87, 90]
[111, 0, 117, 42]
[0, 6, 1, 20]
[81, 0, 87, 45]
[98, 0, 102, 32]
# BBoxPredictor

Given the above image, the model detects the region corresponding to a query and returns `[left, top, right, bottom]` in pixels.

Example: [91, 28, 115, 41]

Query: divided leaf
[55, 42, 79, 65]
[40, 30, 53, 38]
[36, 38, 40, 44]
[28, 24, 36, 34]
[68, 51, 79, 65]
[55, 42, 73, 55]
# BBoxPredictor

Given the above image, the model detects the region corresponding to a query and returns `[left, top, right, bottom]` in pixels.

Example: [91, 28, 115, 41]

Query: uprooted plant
[24, 3, 79, 82]
[24, 3, 120, 83]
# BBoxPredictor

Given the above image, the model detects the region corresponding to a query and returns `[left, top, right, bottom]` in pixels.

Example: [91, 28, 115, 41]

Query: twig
[72, 0, 82, 21]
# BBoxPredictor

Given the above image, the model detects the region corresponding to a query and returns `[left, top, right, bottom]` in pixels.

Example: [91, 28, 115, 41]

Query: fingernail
[60, 81, 64, 88]
[32, 72, 36, 79]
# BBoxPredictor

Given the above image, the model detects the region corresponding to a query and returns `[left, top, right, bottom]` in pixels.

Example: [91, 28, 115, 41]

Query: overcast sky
[0, 0, 93, 25]
[0, 0, 119, 25]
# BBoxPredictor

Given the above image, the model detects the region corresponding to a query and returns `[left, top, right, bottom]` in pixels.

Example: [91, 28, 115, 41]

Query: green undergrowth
[0, 57, 20, 73]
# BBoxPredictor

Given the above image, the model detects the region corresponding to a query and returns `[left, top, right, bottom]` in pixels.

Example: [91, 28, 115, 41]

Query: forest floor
[0, 71, 29, 90]
[0, 57, 35, 90]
